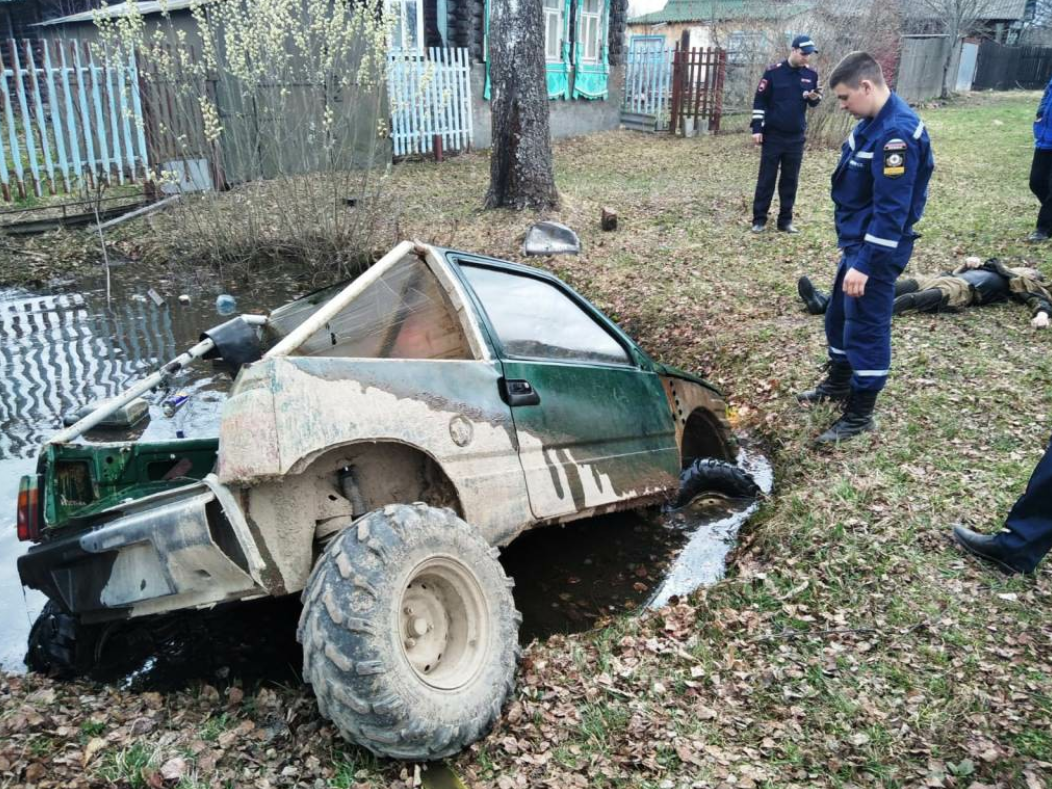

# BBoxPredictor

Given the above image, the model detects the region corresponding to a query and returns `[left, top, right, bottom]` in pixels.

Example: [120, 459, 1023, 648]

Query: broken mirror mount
[523, 221, 581, 257]
[200, 316, 264, 372]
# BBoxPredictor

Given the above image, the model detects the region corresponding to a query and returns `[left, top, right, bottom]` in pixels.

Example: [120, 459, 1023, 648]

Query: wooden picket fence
[0, 39, 149, 202]
[387, 47, 473, 158]
[669, 46, 727, 135]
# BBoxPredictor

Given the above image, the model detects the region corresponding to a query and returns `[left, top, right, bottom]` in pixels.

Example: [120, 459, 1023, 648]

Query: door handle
[501, 378, 541, 407]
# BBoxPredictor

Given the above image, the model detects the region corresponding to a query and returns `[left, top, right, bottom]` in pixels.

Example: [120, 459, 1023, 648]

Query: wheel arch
[241, 440, 466, 596]
[293, 438, 466, 518]
[659, 374, 736, 467]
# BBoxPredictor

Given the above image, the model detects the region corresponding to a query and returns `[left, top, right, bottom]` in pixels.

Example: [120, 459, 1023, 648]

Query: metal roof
[902, 0, 1028, 21]
[38, 0, 195, 26]
[628, 0, 814, 26]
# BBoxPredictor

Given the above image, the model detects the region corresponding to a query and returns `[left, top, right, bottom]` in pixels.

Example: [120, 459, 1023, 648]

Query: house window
[544, 0, 564, 62]
[580, 0, 602, 62]
[387, 0, 424, 52]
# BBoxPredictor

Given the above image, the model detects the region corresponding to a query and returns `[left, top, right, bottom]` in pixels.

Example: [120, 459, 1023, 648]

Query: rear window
[267, 256, 472, 360]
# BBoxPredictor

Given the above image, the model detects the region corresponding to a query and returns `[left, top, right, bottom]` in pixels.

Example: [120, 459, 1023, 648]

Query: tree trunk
[485, 0, 559, 210]
[940, 36, 956, 98]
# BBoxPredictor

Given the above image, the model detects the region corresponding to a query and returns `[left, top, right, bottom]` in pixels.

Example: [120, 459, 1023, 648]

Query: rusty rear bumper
[18, 476, 268, 622]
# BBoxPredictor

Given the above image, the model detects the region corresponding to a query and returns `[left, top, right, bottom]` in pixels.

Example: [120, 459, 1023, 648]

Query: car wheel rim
[399, 556, 489, 690]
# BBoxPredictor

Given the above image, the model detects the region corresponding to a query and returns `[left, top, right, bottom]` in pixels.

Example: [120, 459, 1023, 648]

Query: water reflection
[0, 266, 299, 672]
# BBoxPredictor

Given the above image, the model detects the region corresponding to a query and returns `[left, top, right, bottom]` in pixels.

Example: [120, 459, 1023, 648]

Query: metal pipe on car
[46, 315, 268, 446]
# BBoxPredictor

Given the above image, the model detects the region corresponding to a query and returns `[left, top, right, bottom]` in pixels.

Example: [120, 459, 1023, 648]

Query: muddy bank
[0, 230, 104, 288]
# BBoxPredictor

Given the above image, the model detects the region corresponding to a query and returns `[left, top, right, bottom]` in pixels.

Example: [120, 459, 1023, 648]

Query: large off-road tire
[298, 503, 521, 761]
[25, 602, 100, 678]
[673, 457, 760, 508]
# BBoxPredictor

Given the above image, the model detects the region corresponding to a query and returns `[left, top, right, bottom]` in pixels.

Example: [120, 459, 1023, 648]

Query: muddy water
[0, 262, 303, 673]
[0, 260, 772, 684]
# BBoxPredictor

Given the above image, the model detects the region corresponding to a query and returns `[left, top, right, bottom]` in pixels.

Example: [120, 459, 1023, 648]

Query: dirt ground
[1, 91, 1050, 789]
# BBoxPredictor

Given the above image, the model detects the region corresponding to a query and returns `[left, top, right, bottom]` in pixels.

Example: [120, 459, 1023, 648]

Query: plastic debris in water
[162, 392, 190, 417]
[216, 294, 237, 315]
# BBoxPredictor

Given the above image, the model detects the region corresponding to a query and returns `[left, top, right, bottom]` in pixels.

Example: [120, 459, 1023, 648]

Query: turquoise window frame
[483, 0, 576, 100]
[572, 0, 610, 100]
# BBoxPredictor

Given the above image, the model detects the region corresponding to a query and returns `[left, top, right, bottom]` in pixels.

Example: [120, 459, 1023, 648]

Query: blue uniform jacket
[831, 92, 935, 280]
[750, 60, 821, 137]
[1035, 76, 1052, 150]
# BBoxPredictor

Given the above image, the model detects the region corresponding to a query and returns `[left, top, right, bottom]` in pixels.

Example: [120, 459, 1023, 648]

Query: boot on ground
[813, 389, 878, 445]
[797, 360, 852, 404]
[951, 524, 1030, 574]
[797, 275, 829, 315]
[893, 289, 947, 315]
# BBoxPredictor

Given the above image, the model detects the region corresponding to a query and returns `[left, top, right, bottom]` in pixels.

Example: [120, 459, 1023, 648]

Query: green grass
[97, 742, 159, 788]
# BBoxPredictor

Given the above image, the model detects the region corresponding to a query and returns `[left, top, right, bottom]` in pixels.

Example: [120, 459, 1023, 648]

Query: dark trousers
[824, 248, 910, 393]
[1028, 148, 1052, 232]
[752, 134, 804, 227]
[999, 432, 1052, 573]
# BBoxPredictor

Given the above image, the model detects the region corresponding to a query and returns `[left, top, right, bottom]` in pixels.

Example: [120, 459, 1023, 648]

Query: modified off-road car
[17, 241, 746, 761]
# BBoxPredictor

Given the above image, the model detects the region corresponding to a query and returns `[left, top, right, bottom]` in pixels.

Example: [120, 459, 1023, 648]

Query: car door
[452, 256, 680, 521]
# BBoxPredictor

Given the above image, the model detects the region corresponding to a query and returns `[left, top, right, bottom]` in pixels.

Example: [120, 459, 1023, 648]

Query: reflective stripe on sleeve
[848, 131, 855, 150]
[855, 369, 890, 377]
[913, 121, 925, 139]
[856, 151, 873, 159]
[864, 233, 899, 249]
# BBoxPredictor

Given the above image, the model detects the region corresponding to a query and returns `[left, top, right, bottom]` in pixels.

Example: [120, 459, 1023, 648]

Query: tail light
[16, 475, 41, 542]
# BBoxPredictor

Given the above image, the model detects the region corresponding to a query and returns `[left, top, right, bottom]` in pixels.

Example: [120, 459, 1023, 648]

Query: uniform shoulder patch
[757, 77, 769, 93]
[883, 137, 907, 178]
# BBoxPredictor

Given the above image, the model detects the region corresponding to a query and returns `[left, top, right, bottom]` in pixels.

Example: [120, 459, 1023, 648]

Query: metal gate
[670, 45, 727, 136]
[956, 40, 979, 92]
[622, 42, 673, 132]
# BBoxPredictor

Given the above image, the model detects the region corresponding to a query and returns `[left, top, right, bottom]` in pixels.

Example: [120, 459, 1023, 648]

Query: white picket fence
[387, 47, 473, 158]
[0, 40, 149, 201]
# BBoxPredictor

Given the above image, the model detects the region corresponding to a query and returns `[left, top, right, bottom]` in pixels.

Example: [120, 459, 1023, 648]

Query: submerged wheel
[298, 503, 520, 761]
[673, 457, 760, 508]
[25, 601, 100, 678]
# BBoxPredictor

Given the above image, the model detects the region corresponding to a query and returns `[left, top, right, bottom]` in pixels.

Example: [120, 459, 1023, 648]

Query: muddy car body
[17, 241, 735, 759]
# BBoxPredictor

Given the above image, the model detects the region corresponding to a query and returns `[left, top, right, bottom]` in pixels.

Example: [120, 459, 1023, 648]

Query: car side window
[461, 264, 632, 366]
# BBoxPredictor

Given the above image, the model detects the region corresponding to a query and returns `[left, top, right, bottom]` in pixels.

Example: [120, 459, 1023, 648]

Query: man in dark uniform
[953, 436, 1052, 574]
[750, 34, 822, 234]
[796, 51, 935, 445]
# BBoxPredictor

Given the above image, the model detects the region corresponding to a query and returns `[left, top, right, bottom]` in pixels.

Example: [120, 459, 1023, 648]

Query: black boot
[797, 276, 829, 315]
[797, 360, 852, 404]
[814, 389, 878, 445]
[951, 525, 1029, 574]
[893, 289, 947, 315]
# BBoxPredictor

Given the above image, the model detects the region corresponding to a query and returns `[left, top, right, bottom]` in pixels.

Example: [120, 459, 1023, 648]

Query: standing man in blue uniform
[953, 435, 1052, 574]
[750, 35, 822, 234]
[1027, 73, 1052, 242]
[797, 51, 935, 445]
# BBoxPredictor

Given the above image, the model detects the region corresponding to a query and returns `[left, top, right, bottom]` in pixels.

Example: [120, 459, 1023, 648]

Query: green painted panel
[43, 439, 219, 529]
[572, 65, 609, 99]
[501, 358, 678, 520]
[546, 67, 570, 99]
